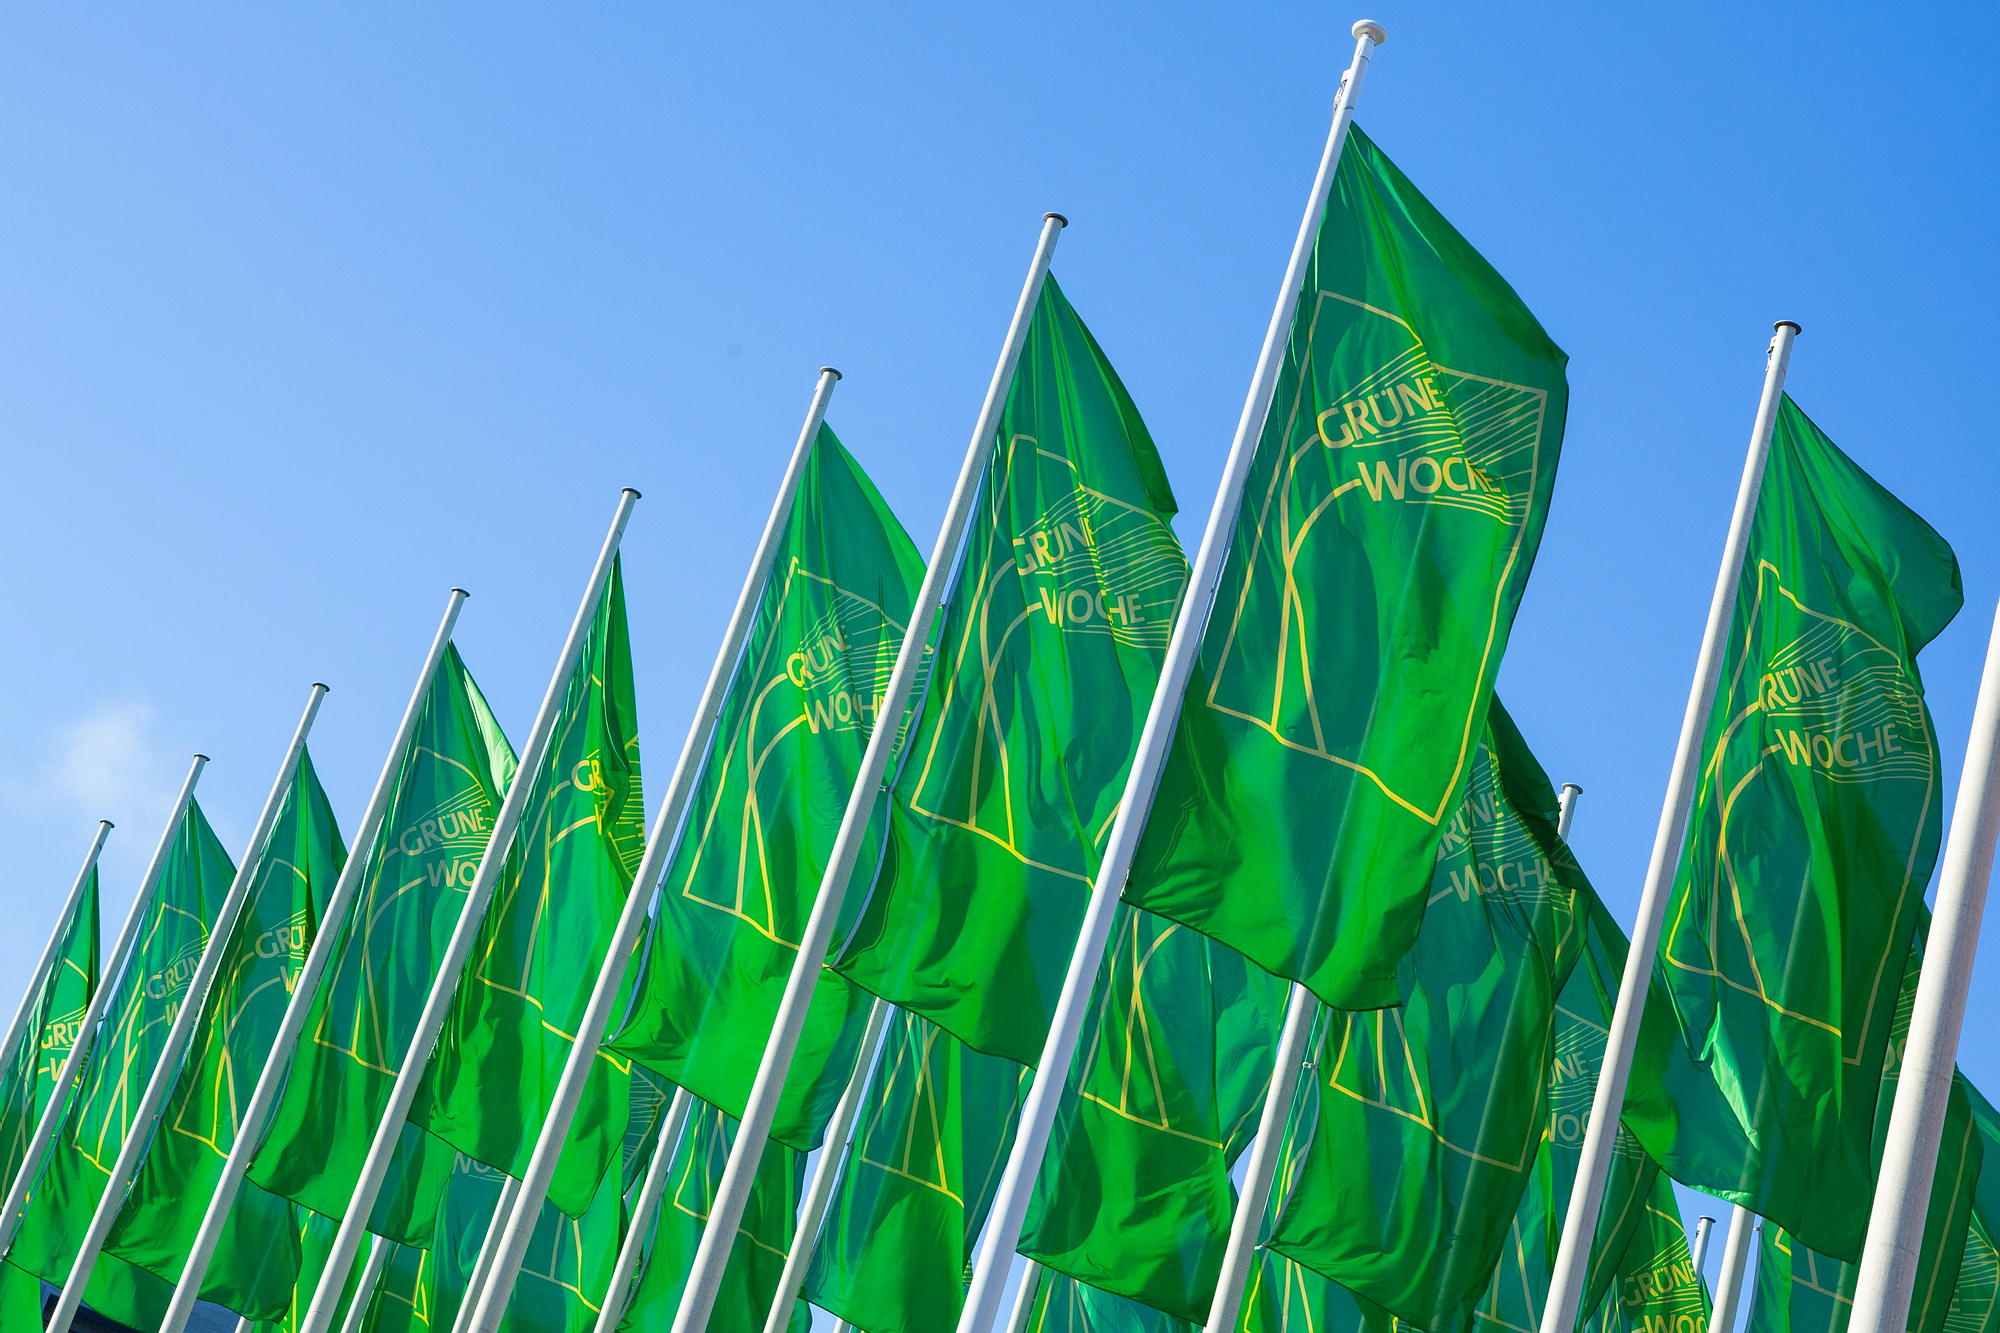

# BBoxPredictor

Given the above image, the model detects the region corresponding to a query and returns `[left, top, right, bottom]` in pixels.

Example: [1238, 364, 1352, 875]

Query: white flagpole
[953, 24, 1385, 1333]
[1002, 1260, 1042, 1333]
[298, 489, 642, 1333]
[590, 1088, 695, 1333]
[758, 998, 893, 1333]
[1691, 1216, 1716, 1275]
[339, 1236, 391, 1333]
[668, 211, 1067, 1333]
[47, 684, 331, 1333]
[0, 752, 208, 1256]
[1849, 598, 2000, 1333]
[1536, 320, 1801, 1333]
[160, 588, 470, 1333]
[450, 1176, 523, 1333]
[463, 368, 843, 1333]
[1707, 1207, 1758, 1333]
[0, 820, 113, 1113]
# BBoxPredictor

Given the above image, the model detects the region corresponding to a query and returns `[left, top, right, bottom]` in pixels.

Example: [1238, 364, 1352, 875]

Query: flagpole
[1201, 984, 1317, 1333]
[1002, 1261, 1042, 1333]
[0, 820, 112, 1110]
[953, 24, 1384, 1333]
[463, 368, 843, 1333]
[299, 488, 642, 1333]
[450, 1177, 523, 1333]
[1537, 320, 1800, 1333]
[1691, 1216, 1716, 1275]
[48, 684, 331, 1333]
[339, 1236, 390, 1333]
[759, 998, 893, 1333]
[1849, 597, 2000, 1333]
[159, 588, 470, 1333]
[0, 752, 207, 1256]
[590, 1088, 694, 1333]
[1706, 1207, 1757, 1333]
[668, 210, 1067, 1333]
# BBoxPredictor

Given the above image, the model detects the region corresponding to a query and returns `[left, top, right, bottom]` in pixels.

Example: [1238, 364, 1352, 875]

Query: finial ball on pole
[1353, 19, 1387, 43]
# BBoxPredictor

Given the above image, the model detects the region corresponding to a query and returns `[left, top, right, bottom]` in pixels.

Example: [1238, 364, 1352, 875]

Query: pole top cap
[99, 819, 115, 829]
[622, 486, 643, 499]
[819, 366, 842, 381]
[1700, 1215, 1717, 1224]
[451, 586, 471, 599]
[311, 682, 331, 693]
[1044, 212, 1069, 227]
[1353, 19, 1387, 43]
[1561, 782, 1583, 795]
[1774, 320, 1802, 335]
[194, 753, 212, 763]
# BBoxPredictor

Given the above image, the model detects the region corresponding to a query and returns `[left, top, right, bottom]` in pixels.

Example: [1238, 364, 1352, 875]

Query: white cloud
[4, 698, 174, 828]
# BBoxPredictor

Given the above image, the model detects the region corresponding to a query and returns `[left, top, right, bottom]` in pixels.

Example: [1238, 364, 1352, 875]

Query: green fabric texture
[250, 643, 517, 1242]
[804, 1009, 1028, 1333]
[6, 797, 239, 1329]
[836, 274, 1190, 1068]
[1122, 123, 1569, 1012]
[105, 749, 348, 1317]
[619, 1100, 807, 1333]
[240, 1208, 369, 1333]
[1952, 1083, 2000, 1333]
[1626, 395, 1962, 1262]
[1024, 1268, 1197, 1333]
[1020, 908, 1285, 1322]
[1581, 1172, 1708, 1333]
[1269, 700, 1589, 1329]
[609, 425, 924, 1153]
[416, 557, 647, 1216]
[0, 862, 99, 1198]
[1470, 898, 1660, 1333]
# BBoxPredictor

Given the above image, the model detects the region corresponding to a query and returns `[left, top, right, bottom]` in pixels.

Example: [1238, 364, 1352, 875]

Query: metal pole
[758, 999, 893, 1333]
[299, 489, 642, 1333]
[1557, 783, 1582, 840]
[337, 1236, 391, 1333]
[668, 211, 1067, 1333]
[1002, 1260, 1042, 1333]
[0, 821, 112, 1106]
[1536, 322, 1799, 1333]
[0, 753, 207, 1256]
[1201, 984, 1317, 1333]
[463, 369, 843, 1333]
[451, 1176, 523, 1333]
[160, 589, 469, 1333]
[1691, 1216, 1716, 1276]
[48, 686, 331, 1333]
[591, 1088, 694, 1333]
[1849, 597, 2000, 1333]
[953, 25, 1385, 1333]
[1708, 1207, 1757, 1333]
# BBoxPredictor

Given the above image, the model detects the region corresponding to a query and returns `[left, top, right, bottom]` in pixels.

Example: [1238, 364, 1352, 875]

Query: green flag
[0, 863, 100, 1197]
[1470, 898, 1662, 1333]
[416, 557, 646, 1216]
[836, 274, 1190, 1067]
[1122, 123, 1569, 1012]
[1626, 395, 1963, 1262]
[363, 1235, 435, 1333]
[251, 643, 517, 1239]
[238, 1209, 370, 1333]
[1023, 1268, 1197, 1333]
[6, 798, 238, 1328]
[1268, 700, 1588, 1329]
[1020, 909, 1285, 1321]
[103, 749, 347, 1316]
[619, 1100, 806, 1333]
[608, 425, 924, 1153]
[1582, 1174, 1709, 1333]
[1949, 1084, 2000, 1333]
[804, 1010, 1027, 1333]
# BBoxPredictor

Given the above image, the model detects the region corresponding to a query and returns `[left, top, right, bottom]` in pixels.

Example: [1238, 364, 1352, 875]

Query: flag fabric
[104, 749, 347, 1317]
[5, 798, 238, 1329]
[416, 557, 647, 1216]
[608, 425, 925, 1153]
[1945, 1084, 2000, 1333]
[1019, 908, 1286, 1321]
[804, 1010, 1028, 1333]
[1626, 395, 1962, 1262]
[1022, 1268, 1197, 1333]
[1268, 699, 1589, 1330]
[1581, 1173, 1708, 1333]
[618, 1099, 807, 1333]
[1121, 123, 1570, 1012]
[1470, 898, 1662, 1333]
[835, 274, 1191, 1067]
[251, 643, 518, 1241]
[0, 862, 100, 1196]
[360, 1235, 432, 1333]
[239, 1208, 370, 1333]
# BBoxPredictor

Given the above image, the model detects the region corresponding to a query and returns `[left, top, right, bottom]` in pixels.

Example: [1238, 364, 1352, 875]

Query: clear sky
[1, 0, 1994, 1321]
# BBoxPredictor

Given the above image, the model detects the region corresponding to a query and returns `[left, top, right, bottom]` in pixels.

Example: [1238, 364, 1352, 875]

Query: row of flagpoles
[0, 16, 1993, 1333]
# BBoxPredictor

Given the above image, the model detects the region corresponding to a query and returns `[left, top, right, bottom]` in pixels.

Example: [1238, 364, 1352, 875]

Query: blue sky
[0, 0, 1994, 1321]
